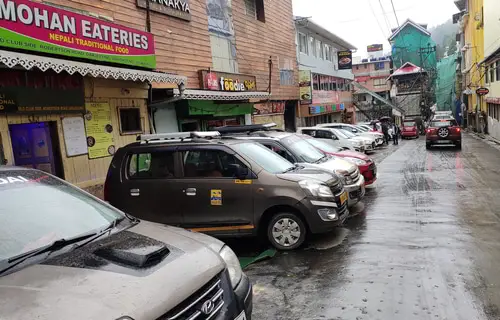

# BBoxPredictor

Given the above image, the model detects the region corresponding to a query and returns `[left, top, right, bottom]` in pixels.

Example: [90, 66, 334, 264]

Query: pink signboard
[312, 90, 340, 105]
[0, 0, 156, 68]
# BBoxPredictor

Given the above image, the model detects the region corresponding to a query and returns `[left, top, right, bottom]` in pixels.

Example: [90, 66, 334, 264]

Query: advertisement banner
[367, 44, 383, 52]
[338, 51, 353, 70]
[0, 0, 156, 68]
[199, 70, 257, 91]
[299, 70, 312, 105]
[312, 90, 340, 105]
[84, 102, 115, 159]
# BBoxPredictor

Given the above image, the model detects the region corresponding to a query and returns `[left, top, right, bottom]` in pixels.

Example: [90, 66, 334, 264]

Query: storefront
[153, 70, 269, 132]
[0, 0, 186, 196]
[253, 101, 286, 129]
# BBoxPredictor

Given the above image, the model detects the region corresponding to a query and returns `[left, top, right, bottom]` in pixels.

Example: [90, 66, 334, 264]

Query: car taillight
[426, 129, 430, 133]
[456, 128, 461, 132]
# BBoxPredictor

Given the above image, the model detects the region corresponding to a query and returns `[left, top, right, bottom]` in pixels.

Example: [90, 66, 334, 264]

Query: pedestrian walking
[393, 123, 400, 145]
[382, 122, 389, 145]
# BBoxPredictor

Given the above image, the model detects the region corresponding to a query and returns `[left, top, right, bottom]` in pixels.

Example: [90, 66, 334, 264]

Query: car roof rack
[215, 123, 282, 135]
[138, 131, 221, 144]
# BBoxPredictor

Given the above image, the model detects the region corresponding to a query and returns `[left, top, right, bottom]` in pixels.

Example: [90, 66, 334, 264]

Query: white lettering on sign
[220, 77, 247, 92]
[0, 176, 30, 184]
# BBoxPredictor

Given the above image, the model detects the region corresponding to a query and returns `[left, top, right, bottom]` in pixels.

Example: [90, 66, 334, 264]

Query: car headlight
[298, 180, 334, 197]
[220, 245, 242, 288]
[334, 169, 353, 184]
[343, 157, 367, 166]
[350, 140, 362, 146]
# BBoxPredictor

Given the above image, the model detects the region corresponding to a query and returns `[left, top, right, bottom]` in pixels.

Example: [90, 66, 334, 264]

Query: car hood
[298, 157, 357, 174]
[0, 221, 226, 320]
[337, 150, 370, 161]
[277, 166, 340, 185]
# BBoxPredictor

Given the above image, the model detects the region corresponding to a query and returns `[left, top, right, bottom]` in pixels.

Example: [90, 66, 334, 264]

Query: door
[119, 148, 184, 226]
[177, 146, 254, 231]
[9, 122, 61, 176]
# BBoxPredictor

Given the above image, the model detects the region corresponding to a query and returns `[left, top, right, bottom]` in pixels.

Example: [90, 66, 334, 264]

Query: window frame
[298, 32, 308, 54]
[316, 39, 323, 59]
[126, 148, 179, 180]
[118, 107, 143, 135]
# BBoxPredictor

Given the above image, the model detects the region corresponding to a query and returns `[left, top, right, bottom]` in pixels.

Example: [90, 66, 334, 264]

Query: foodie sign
[0, 0, 156, 68]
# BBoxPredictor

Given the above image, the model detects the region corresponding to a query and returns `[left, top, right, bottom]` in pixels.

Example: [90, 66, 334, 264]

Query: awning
[0, 49, 186, 84]
[187, 100, 253, 117]
[173, 89, 270, 100]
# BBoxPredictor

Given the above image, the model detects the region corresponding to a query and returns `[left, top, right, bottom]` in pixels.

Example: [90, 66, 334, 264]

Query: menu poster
[84, 102, 115, 159]
[299, 70, 312, 105]
[62, 117, 88, 157]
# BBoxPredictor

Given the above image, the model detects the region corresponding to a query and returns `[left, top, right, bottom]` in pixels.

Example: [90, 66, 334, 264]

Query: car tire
[267, 213, 306, 250]
[415, 135, 419, 139]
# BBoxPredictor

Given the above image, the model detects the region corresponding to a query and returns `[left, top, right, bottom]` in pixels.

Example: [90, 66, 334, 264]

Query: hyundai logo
[200, 300, 215, 315]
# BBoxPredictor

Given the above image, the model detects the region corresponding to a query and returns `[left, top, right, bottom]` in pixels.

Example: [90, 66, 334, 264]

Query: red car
[401, 120, 419, 139]
[426, 118, 461, 149]
[304, 136, 377, 186]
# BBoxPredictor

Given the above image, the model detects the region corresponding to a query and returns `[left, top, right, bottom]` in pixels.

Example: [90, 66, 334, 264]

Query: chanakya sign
[0, 0, 156, 68]
[137, 0, 191, 21]
[199, 70, 257, 92]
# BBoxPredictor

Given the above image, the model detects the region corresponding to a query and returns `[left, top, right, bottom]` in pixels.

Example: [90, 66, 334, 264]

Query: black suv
[105, 132, 349, 250]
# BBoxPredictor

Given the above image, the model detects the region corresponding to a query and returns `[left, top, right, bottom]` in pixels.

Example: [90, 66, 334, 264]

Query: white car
[354, 125, 385, 146]
[318, 123, 383, 147]
[296, 127, 366, 153]
[336, 128, 377, 153]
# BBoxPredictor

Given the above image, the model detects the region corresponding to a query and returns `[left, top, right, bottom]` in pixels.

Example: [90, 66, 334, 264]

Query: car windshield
[356, 126, 368, 132]
[233, 142, 295, 174]
[304, 137, 342, 153]
[431, 120, 458, 127]
[404, 122, 416, 127]
[0, 170, 124, 261]
[340, 129, 357, 138]
[280, 134, 325, 163]
[333, 129, 349, 139]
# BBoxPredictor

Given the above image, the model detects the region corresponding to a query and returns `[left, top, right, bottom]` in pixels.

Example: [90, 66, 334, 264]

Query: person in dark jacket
[393, 123, 400, 145]
[382, 122, 389, 145]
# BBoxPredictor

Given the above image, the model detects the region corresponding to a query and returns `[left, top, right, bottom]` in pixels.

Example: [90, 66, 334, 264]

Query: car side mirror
[230, 164, 249, 179]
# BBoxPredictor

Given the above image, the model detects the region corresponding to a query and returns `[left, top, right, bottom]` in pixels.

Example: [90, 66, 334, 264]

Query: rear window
[403, 122, 415, 127]
[430, 120, 458, 127]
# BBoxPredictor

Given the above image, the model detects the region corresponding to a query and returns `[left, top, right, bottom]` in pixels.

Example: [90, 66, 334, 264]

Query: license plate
[340, 192, 348, 205]
[235, 311, 247, 320]
[436, 140, 450, 144]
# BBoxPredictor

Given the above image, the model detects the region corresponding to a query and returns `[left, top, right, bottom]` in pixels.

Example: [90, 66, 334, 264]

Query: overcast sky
[292, 0, 458, 57]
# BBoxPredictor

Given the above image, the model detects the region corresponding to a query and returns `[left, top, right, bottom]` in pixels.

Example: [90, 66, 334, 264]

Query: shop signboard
[137, 0, 191, 21]
[338, 51, 353, 70]
[84, 102, 115, 159]
[0, 0, 156, 68]
[309, 104, 345, 115]
[0, 70, 85, 114]
[312, 90, 340, 105]
[476, 87, 489, 96]
[199, 70, 257, 92]
[253, 101, 285, 115]
[367, 44, 383, 52]
[299, 70, 312, 105]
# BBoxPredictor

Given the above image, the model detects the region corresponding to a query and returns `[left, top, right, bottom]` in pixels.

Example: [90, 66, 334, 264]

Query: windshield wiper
[282, 166, 298, 173]
[315, 155, 328, 164]
[0, 218, 124, 276]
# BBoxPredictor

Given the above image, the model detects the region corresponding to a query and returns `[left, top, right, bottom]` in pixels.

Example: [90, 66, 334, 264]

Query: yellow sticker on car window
[210, 189, 222, 206]
[235, 179, 252, 184]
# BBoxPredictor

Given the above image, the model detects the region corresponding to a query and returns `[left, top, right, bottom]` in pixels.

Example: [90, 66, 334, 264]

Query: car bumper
[375, 138, 384, 145]
[295, 198, 349, 234]
[354, 145, 365, 153]
[345, 175, 366, 207]
[360, 164, 377, 186]
[234, 273, 253, 320]
[402, 132, 417, 137]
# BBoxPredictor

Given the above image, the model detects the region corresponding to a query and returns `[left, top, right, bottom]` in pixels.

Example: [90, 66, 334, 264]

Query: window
[324, 44, 331, 61]
[374, 62, 385, 70]
[312, 74, 319, 90]
[374, 78, 386, 86]
[262, 144, 295, 163]
[316, 40, 323, 59]
[496, 62, 500, 82]
[280, 70, 294, 86]
[490, 64, 495, 83]
[183, 149, 247, 178]
[119, 108, 142, 134]
[315, 130, 335, 139]
[298, 32, 308, 54]
[244, 0, 264, 21]
[309, 36, 316, 57]
[486, 66, 490, 83]
[355, 65, 359, 70]
[232, 142, 294, 174]
[364, 64, 368, 69]
[129, 151, 175, 179]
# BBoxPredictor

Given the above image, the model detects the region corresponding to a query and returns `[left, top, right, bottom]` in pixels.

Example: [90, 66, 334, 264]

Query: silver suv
[0, 167, 252, 320]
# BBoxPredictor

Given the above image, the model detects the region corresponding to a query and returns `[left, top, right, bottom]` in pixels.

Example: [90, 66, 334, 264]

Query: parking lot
[234, 134, 500, 320]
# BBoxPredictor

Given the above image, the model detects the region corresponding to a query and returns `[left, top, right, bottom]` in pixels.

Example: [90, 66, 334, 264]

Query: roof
[388, 62, 425, 78]
[389, 19, 431, 42]
[454, 0, 466, 11]
[294, 16, 357, 50]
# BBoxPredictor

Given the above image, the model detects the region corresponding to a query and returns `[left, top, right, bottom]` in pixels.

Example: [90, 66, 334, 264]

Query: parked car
[106, 131, 349, 250]
[0, 166, 252, 320]
[296, 127, 364, 152]
[215, 125, 365, 208]
[425, 118, 462, 150]
[302, 137, 377, 186]
[335, 128, 377, 153]
[401, 119, 419, 139]
[318, 123, 382, 148]
[353, 125, 385, 145]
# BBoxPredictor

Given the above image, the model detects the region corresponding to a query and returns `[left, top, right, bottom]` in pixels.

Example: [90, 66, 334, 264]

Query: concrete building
[454, 0, 485, 131]
[294, 17, 357, 127]
[481, 0, 500, 139]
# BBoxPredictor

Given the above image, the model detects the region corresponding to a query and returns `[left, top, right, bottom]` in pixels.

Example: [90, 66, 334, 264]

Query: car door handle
[130, 188, 140, 197]
[184, 188, 196, 196]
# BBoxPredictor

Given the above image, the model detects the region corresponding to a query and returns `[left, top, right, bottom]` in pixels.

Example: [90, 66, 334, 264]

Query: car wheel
[267, 213, 306, 250]
[415, 135, 419, 139]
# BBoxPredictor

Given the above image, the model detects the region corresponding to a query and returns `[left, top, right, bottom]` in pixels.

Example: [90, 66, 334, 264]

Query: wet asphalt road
[238, 133, 500, 320]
